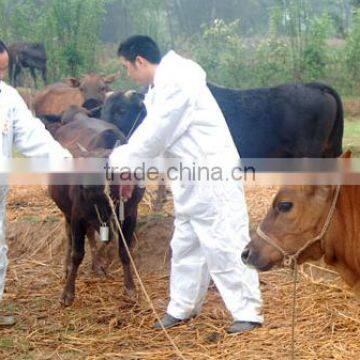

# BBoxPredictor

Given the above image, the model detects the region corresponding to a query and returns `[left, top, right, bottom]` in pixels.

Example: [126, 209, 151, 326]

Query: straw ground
[1, 184, 360, 359]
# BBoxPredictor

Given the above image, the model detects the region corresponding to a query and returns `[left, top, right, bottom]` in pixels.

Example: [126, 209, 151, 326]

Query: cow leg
[118, 214, 137, 298]
[13, 64, 21, 88]
[41, 66, 48, 85]
[29, 67, 38, 89]
[63, 220, 72, 280]
[8, 60, 14, 86]
[332, 261, 358, 289]
[87, 228, 106, 276]
[60, 219, 86, 307]
[153, 184, 168, 212]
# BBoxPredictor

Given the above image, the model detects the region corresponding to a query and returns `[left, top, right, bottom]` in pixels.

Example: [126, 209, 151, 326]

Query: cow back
[53, 116, 126, 157]
[34, 83, 84, 117]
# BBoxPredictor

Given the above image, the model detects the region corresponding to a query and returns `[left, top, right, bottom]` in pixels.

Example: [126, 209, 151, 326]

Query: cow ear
[341, 150, 352, 159]
[314, 186, 332, 201]
[65, 77, 81, 88]
[104, 71, 121, 84]
[132, 92, 145, 107]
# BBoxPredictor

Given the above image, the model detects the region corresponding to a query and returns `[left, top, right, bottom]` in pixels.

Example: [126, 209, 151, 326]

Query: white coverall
[109, 51, 263, 323]
[0, 80, 72, 301]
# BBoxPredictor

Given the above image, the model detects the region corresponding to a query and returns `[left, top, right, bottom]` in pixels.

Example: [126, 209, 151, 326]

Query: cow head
[65, 72, 121, 102]
[101, 90, 146, 138]
[242, 185, 336, 270]
[61, 105, 90, 124]
[242, 151, 352, 271]
[77, 146, 136, 207]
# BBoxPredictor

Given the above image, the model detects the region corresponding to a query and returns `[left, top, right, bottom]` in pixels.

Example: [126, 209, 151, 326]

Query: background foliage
[0, 0, 360, 94]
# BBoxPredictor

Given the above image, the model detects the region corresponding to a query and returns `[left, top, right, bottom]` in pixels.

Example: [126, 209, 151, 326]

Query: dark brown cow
[48, 108, 144, 306]
[241, 152, 360, 291]
[34, 72, 120, 117]
[8, 42, 47, 88]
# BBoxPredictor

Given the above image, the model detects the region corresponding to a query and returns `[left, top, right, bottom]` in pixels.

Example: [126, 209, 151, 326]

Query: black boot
[153, 314, 185, 329]
[227, 321, 261, 334]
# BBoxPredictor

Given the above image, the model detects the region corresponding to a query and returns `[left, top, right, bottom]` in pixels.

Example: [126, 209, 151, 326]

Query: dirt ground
[1, 185, 360, 359]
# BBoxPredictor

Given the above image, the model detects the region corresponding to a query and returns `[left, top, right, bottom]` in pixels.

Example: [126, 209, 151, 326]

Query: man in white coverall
[109, 35, 263, 333]
[0, 40, 72, 326]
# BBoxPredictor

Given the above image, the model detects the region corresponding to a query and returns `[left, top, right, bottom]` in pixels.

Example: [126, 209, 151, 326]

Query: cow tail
[307, 82, 344, 157]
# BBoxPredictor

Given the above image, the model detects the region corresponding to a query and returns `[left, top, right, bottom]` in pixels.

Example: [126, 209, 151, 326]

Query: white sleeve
[12, 92, 72, 158]
[109, 83, 191, 168]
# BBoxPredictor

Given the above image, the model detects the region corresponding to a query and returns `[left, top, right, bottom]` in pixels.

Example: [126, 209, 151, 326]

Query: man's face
[0, 51, 9, 81]
[120, 56, 152, 86]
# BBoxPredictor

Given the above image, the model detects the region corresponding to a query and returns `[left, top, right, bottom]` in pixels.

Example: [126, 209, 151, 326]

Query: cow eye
[277, 201, 293, 212]
[117, 108, 126, 115]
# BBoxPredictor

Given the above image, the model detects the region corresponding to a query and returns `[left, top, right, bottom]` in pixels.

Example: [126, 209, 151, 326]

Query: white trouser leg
[167, 217, 211, 320]
[191, 181, 263, 323]
[0, 186, 8, 302]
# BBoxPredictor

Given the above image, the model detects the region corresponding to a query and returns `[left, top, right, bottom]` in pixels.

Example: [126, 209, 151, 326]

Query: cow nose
[241, 247, 251, 264]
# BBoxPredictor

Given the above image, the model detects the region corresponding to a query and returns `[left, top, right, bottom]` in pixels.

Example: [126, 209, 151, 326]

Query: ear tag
[119, 198, 125, 222]
[100, 223, 109, 242]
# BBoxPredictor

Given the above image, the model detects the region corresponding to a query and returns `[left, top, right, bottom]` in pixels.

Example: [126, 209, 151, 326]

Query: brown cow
[48, 108, 144, 306]
[34, 72, 120, 116]
[241, 152, 360, 291]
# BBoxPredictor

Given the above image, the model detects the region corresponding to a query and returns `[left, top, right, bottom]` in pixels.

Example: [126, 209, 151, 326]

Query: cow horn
[105, 91, 115, 99]
[76, 142, 88, 153]
[124, 90, 136, 99]
[104, 71, 121, 84]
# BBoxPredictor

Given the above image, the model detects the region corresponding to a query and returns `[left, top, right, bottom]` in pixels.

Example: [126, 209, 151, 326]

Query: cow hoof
[60, 292, 75, 307]
[124, 287, 137, 299]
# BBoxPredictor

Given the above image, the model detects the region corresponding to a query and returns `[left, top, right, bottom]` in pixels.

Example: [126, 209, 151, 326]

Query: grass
[344, 118, 360, 157]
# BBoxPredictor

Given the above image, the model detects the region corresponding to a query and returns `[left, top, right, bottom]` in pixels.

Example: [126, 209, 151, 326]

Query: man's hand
[120, 172, 134, 200]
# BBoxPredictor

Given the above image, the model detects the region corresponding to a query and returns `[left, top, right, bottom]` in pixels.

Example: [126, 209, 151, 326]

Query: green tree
[345, 10, 360, 87]
[40, 0, 107, 80]
[302, 13, 333, 80]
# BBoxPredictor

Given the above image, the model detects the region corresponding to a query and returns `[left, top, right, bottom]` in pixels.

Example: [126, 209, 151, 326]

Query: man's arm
[109, 83, 191, 168]
[12, 92, 72, 158]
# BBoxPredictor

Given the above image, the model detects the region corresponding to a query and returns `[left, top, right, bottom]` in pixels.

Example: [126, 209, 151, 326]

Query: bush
[345, 11, 360, 87]
[40, 0, 107, 80]
[302, 13, 332, 81]
[183, 19, 251, 88]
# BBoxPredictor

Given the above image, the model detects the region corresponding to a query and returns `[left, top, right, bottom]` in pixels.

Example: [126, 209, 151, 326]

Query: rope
[94, 204, 106, 225]
[103, 183, 187, 360]
[256, 185, 341, 266]
[126, 108, 145, 140]
[291, 261, 298, 360]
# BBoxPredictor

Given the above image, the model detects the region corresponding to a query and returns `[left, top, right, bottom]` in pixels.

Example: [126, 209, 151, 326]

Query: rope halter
[256, 185, 341, 267]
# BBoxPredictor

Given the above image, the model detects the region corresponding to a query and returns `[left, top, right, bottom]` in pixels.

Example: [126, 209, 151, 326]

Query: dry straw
[1, 185, 360, 359]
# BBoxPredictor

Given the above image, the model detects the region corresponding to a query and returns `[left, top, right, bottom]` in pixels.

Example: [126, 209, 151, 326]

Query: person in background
[0, 39, 72, 326]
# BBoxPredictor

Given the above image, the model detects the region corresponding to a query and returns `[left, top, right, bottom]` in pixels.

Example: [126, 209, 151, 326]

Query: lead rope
[291, 261, 298, 360]
[126, 108, 145, 141]
[103, 183, 187, 360]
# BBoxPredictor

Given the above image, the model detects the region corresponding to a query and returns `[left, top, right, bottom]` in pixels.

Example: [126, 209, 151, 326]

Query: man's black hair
[0, 40, 8, 53]
[117, 35, 161, 64]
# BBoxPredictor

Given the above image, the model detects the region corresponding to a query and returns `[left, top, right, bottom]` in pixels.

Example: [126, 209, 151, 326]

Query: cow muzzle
[241, 244, 275, 271]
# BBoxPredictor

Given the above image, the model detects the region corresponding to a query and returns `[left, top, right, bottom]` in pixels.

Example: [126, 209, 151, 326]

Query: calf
[48, 109, 144, 306]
